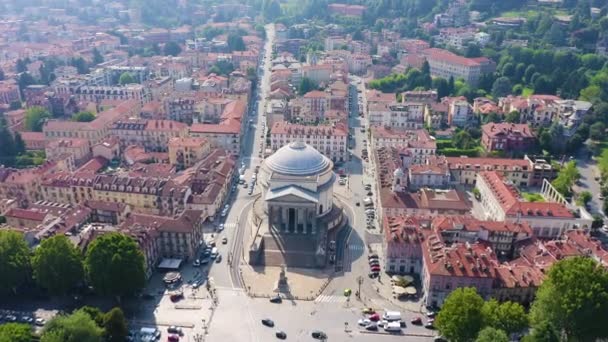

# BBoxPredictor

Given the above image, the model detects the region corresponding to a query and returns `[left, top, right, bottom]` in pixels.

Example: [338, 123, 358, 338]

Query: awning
[405, 286, 417, 295]
[158, 258, 182, 269]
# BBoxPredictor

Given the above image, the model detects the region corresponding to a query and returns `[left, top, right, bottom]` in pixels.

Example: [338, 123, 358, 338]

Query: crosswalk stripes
[222, 222, 238, 229]
[314, 294, 347, 303]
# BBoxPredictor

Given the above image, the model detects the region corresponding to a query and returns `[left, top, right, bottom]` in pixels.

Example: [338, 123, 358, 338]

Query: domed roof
[265, 141, 331, 176]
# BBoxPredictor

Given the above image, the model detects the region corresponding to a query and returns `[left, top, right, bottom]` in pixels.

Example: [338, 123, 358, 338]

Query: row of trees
[436, 257, 608, 341]
[0, 306, 128, 342]
[0, 231, 145, 301]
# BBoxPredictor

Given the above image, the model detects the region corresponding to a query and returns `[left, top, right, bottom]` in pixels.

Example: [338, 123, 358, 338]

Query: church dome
[265, 141, 331, 176]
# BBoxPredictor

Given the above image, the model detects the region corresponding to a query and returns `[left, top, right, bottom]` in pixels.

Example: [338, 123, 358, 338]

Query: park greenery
[0, 230, 145, 300]
[435, 257, 608, 342]
[551, 161, 580, 198]
[72, 111, 96, 122]
[24, 106, 51, 132]
[32, 235, 84, 296]
[84, 233, 146, 301]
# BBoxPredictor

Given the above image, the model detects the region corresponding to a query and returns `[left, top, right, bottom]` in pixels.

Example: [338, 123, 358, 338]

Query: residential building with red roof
[168, 137, 211, 170]
[370, 127, 436, 164]
[0, 80, 21, 104]
[476, 171, 592, 238]
[421, 48, 496, 86]
[45, 138, 92, 168]
[481, 122, 536, 153]
[270, 121, 348, 162]
[43, 100, 140, 145]
[188, 100, 246, 156]
[408, 156, 450, 189]
[110, 119, 188, 152]
[446, 155, 556, 187]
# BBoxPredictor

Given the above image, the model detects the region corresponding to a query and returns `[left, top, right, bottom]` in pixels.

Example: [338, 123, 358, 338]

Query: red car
[370, 265, 381, 272]
[167, 334, 180, 342]
[369, 313, 380, 322]
[411, 317, 422, 325]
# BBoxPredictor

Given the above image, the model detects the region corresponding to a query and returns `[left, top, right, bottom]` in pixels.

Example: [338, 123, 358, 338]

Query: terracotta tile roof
[423, 48, 490, 67]
[482, 123, 535, 139]
[479, 171, 573, 218]
[423, 238, 498, 278]
[432, 215, 533, 235]
[5, 208, 47, 221]
[446, 156, 530, 171]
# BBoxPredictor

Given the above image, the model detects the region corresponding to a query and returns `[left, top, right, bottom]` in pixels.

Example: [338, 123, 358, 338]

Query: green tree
[0, 230, 30, 295]
[298, 77, 317, 95]
[530, 257, 608, 341]
[92, 48, 104, 65]
[522, 320, 560, 342]
[103, 307, 128, 342]
[481, 299, 528, 335]
[589, 122, 606, 141]
[476, 327, 509, 342]
[72, 111, 96, 122]
[118, 72, 135, 85]
[453, 130, 476, 149]
[79, 306, 104, 327]
[551, 161, 580, 197]
[491, 77, 512, 98]
[32, 235, 84, 296]
[41, 310, 103, 342]
[435, 287, 485, 342]
[577, 191, 593, 207]
[227, 33, 246, 51]
[85, 233, 145, 300]
[0, 323, 33, 342]
[163, 41, 182, 56]
[24, 107, 51, 132]
[505, 111, 520, 123]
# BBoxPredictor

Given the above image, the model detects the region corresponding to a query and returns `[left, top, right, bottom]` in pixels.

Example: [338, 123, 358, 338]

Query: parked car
[170, 293, 184, 302]
[425, 321, 435, 329]
[311, 331, 327, 339]
[167, 334, 180, 342]
[368, 313, 380, 321]
[365, 323, 378, 331]
[35, 318, 45, 326]
[215, 254, 222, 263]
[262, 319, 275, 327]
[167, 326, 183, 335]
[275, 331, 287, 339]
[270, 295, 282, 303]
[222, 237, 228, 244]
[192, 259, 201, 267]
[358, 318, 371, 326]
[410, 317, 422, 325]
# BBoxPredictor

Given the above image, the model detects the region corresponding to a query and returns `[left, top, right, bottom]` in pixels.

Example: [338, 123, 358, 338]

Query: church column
[283, 207, 289, 233]
[301, 208, 307, 235]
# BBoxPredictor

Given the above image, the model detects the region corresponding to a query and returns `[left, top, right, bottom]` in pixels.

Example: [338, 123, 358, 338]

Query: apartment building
[45, 138, 92, 167]
[43, 100, 140, 145]
[446, 155, 556, 187]
[422, 48, 495, 86]
[110, 119, 188, 152]
[476, 171, 591, 238]
[270, 121, 348, 162]
[168, 137, 211, 170]
[481, 123, 536, 153]
[370, 127, 436, 164]
[368, 102, 425, 129]
[0, 80, 21, 104]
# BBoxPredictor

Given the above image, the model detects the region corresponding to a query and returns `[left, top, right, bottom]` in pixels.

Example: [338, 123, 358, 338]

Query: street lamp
[356, 276, 364, 299]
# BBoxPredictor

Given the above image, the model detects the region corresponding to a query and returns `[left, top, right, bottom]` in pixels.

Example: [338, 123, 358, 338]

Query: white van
[383, 311, 402, 321]
[384, 321, 402, 332]
[210, 247, 219, 259]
